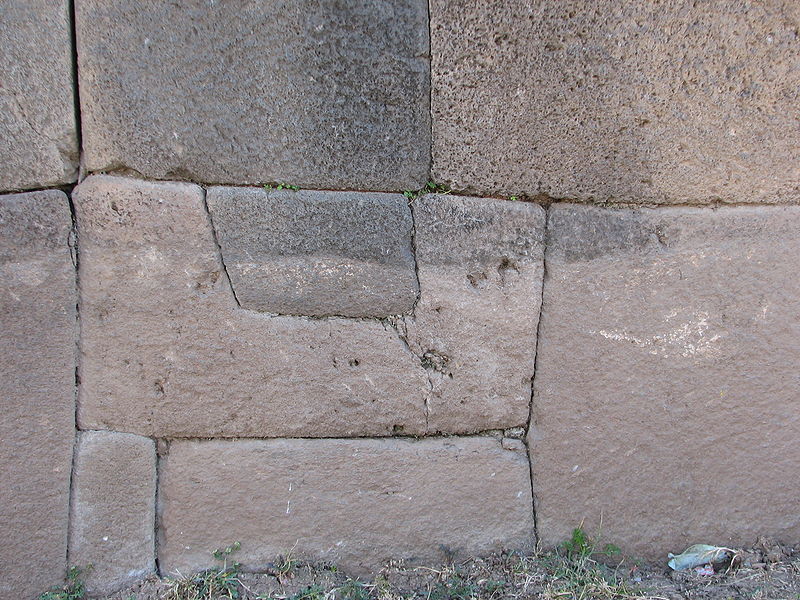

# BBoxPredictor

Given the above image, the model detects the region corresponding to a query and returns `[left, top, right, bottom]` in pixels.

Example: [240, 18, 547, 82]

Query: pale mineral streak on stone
[73, 176, 429, 438]
[395, 194, 546, 433]
[531, 203, 800, 560]
[0, 190, 76, 597]
[69, 431, 156, 594]
[159, 437, 535, 575]
[206, 187, 418, 317]
[431, 0, 800, 204]
[0, 1, 78, 191]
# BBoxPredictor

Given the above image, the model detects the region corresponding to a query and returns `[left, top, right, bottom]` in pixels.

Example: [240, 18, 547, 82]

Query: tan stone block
[531, 204, 800, 560]
[69, 431, 156, 594]
[160, 437, 535, 575]
[395, 195, 545, 433]
[0, 190, 75, 598]
[73, 176, 429, 437]
[0, 1, 78, 191]
[432, 0, 800, 204]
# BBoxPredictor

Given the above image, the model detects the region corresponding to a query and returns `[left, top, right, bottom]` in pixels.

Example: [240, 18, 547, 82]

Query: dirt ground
[47, 537, 799, 600]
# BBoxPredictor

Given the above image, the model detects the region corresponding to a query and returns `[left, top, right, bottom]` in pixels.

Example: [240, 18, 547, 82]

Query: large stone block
[73, 176, 429, 437]
[0, 1, 78, 191]
[531, 204, 800, 560]
[75, 0, 429, 190]
[206, 187, 418, 317]
[160, 437, 535, 575]
[395, 195, 545, 433]
[431, 0, 800, 204]
[0, 190, 76, 598]
[69, 431, 156, 594]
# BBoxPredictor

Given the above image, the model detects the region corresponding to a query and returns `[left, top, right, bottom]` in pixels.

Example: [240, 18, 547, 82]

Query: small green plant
[264, 183, 300, 191]
[403, 181, 451, 200]
[39, 567, 87, 600]
[335, 579, 370, 600]
[510, 195, 518, 201]
[429, 571, 477, 600]
[164, 542, 242, 600]
[275, 542, 299, 581]
[288, 585, 325, 600]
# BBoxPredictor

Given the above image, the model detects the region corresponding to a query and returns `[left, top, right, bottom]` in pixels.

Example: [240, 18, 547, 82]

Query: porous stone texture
[75, 0, 429, 190]
[0, 190, 76, 597]
[0, 0, 78, 191]
[74, 176, 429, 438]
[394, 195, 545, 433]
[160, 437, 535, 575]
[531, 204, 800, 560]
[431, 0, 800, 204]
[69, 431, 156, 594]
[206, 187, 418, 317]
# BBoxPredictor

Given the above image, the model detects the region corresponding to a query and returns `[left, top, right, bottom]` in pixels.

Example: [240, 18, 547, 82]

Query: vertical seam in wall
[153, 440, 163, 577]
[201, 186, 242, 307]
[68, 0, 85, 182]
[426, 0, 433, 182]
[524, 204, 551, 541]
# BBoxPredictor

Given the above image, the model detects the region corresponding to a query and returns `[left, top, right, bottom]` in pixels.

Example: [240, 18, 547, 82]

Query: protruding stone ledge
[68, 431, 157, 594]
[159, 436, 535, 576]
[207, 187, 418, 318]
[0, 189, 76, 598]
[531, 203, 800, 559]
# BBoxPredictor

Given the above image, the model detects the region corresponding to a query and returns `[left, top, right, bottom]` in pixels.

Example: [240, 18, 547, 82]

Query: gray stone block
[76, 0, 430, 190]
[207, 187, 418, 317]
[431, 0, 800, 204]
[0, 190, 76, 598]
[531, 203, 800, 559]
[395, 195, 545, 433]
[0, 1, 78, 191]
[160, 437, 535, 575]
[69, 431, 156, 594]
[73, 176, 429, 438]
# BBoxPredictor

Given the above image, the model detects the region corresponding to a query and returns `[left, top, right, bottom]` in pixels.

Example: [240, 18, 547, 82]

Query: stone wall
[1, 1, 798, 597]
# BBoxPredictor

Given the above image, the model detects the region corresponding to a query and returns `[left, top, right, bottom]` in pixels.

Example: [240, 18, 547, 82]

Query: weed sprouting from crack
[164, 541, 242, 600]
[402, 181, 451, 201]
[38, 566, 88, 600]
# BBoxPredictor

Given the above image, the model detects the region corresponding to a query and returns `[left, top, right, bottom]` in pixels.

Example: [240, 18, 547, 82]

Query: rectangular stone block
[0, 190, 76, 598]
[74, 176, 429, 438]
[160, 437, 535, 575]
[531, 204, 800, 560]
[76, 0, 429, 190]
[432, 0, 799, 204]
[69, 431, 156, 594]
[0, 1, 78, 191]
[206, 187, 418, 317]
[395, 195, 545, 433]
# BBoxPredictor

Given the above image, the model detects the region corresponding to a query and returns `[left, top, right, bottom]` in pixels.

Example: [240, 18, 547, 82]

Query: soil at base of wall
[73, 538, 800, 600]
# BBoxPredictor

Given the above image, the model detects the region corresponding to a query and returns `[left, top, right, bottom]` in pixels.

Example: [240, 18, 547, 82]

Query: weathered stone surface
[74, 176, 428, 437]
[531, 204, 800, 560]
[207, 187, 418, 317]
[0, 1, 78, 191]
[394, 195, 545, 433]
[431, 1, 800, 204]
[0, 190, 75, 597]
[76, 0, 429, 190]
[69, 431, 156, 594]
[160, 437, 535, 575]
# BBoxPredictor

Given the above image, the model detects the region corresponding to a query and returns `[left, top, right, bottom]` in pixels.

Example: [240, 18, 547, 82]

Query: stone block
[69, 431, 156, 594]
[0, 1, 78, 191]
[206, 187, 418, 317]
[0, 190, 76, 597]
[431, 0, 800, 204]
[75, 0, 429, 190]
[159, 437, 534, 575]
[73, 176, 429, 438]
[531, 204, 800, 560]
[395, 195, 545, 433]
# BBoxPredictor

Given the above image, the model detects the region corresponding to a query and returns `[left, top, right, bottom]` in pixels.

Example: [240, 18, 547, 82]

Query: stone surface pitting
[396, 194, 545, 433]
[74, 176, 428, 438]
[75, 0, 430, 190]
[69, 431, 156, 594]
[431, 0, 800, 204]
[531, 203, 800, 559]
[0, 1, 78, 191]
[207, 187, 418, 317]
[160, 437, 535, 575]
[0, 190, 76, 598]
